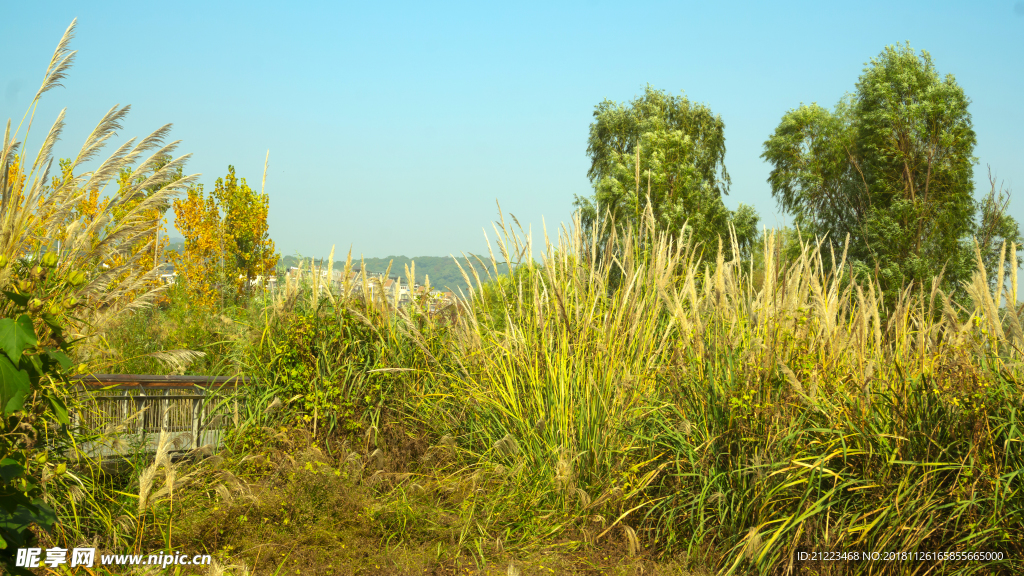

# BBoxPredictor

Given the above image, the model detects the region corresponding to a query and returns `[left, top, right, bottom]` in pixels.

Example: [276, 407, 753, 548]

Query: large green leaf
[46, 350, 72, 372]
[0, 459, 24, 483]
[0, 316, 36, 364]
[0, 497, 56, 549]
[46, 394, 69, 426]
[0, 291, 28, 308]
[0, 356, 30, 415]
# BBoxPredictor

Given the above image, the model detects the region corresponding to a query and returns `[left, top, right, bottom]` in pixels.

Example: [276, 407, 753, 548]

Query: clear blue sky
[3, 1, 1023, 263]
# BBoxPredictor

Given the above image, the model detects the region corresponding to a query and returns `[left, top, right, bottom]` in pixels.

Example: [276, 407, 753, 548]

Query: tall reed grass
[1, 19, 198, 356]
[402, 207, 1023, 574]
[241, 206, 1021, 572]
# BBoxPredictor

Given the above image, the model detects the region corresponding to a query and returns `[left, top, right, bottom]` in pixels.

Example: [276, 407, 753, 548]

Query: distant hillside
[277, 254, 507, 294]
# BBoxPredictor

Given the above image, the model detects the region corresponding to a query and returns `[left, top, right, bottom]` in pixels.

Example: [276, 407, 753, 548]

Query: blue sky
[3, 1, 1023, 263]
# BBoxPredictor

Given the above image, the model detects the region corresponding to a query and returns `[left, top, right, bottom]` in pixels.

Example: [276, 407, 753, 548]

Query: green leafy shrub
[0, 254, 78, 573]
[254, 300, 379, 434]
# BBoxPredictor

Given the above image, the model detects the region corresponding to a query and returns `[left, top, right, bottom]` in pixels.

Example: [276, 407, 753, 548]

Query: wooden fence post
[136, 391, 147, 436]
[161, 389, 171, 438]
[191, 392, 205, 450]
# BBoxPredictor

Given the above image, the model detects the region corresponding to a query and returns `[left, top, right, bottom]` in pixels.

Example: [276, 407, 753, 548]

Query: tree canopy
[575, 86, 759, 258]
[171, 165, 278, 309]
[762, 43, 1021, 304]
[213, 165, 277, 290]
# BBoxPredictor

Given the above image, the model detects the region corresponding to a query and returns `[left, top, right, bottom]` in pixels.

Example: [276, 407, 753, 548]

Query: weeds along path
[224, 211, 1021, 574]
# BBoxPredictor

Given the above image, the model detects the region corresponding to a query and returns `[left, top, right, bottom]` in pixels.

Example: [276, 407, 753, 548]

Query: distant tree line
[216, 43, 1020, 313]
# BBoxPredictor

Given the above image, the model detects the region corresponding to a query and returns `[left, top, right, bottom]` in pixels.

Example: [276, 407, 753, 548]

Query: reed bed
[394, 207, 1024, 574]
[161, 205, 1023, 574]
[38, 200, 1024, 575]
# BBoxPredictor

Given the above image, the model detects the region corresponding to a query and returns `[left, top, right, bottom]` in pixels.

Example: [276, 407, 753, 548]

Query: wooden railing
[71, 374, 252, 458]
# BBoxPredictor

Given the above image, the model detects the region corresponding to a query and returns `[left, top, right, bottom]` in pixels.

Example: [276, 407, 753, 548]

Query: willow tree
[763, 44, 1021, 306]
[575, 86, 759, 259]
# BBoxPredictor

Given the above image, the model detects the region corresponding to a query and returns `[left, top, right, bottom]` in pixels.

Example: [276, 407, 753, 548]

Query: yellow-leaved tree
[213, 165, 277, 295]
[170, 183, 221, 310]
[171, 163, 277, 310]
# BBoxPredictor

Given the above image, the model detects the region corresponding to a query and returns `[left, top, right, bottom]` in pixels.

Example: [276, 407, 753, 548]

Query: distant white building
[157, 263, 177, 285]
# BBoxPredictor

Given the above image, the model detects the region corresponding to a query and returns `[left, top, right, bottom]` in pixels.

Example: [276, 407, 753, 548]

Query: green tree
[575, 86, 759, 258]
[763, 44, 1021, 307]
